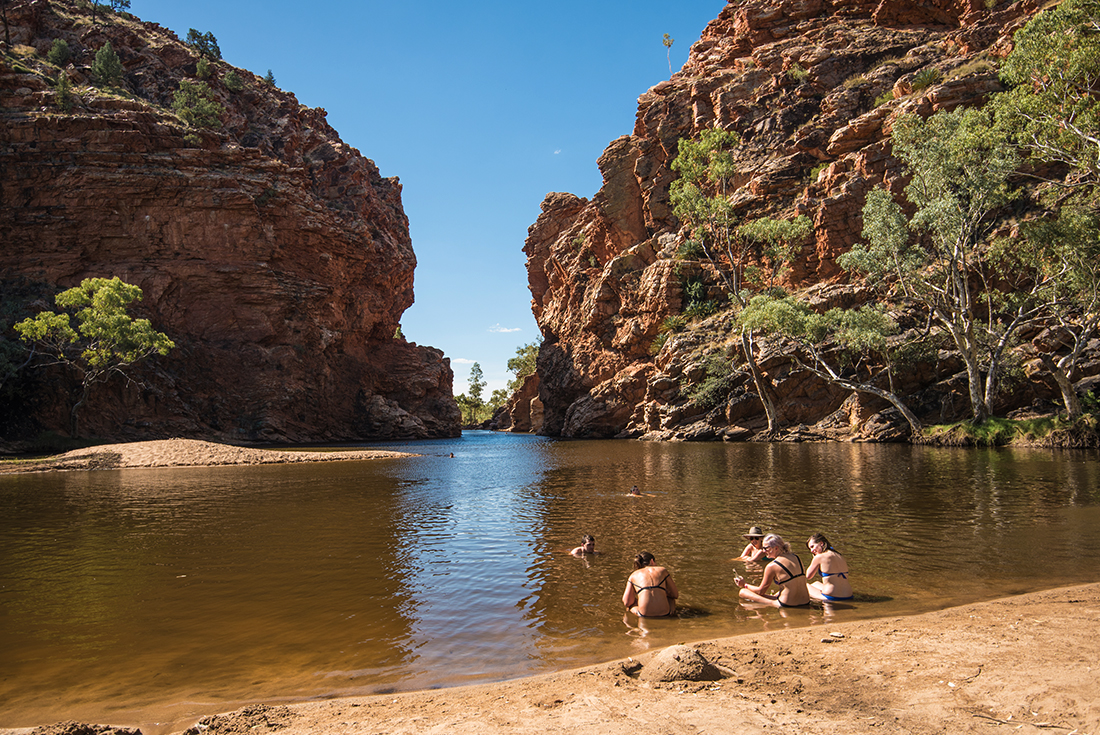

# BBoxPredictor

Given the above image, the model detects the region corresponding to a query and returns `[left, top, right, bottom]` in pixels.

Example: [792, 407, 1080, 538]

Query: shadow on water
[0, 432, 1098, 731]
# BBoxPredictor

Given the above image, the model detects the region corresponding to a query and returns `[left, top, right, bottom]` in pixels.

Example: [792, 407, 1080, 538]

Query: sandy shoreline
[3, 583, 1097, 735]
[0, 438, 414, 473]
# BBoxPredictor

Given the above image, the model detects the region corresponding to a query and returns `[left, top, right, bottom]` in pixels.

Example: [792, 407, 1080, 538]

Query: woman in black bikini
[622, 551, 679, 617]
[734, 533, 811, 608]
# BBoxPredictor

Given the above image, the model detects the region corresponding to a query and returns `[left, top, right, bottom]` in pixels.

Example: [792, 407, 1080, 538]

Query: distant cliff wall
[0, 0, 461, 443]
[515, 0, 1099, 441]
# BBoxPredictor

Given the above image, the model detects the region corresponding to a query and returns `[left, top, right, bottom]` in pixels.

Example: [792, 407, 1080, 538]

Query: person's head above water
[762, 533, 790, 553]
[633, 551, 656, 569]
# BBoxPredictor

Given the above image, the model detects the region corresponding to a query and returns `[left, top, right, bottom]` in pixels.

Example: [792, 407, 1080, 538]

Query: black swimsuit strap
[772, 556, 804, 584]
[632, 573, 669, 594]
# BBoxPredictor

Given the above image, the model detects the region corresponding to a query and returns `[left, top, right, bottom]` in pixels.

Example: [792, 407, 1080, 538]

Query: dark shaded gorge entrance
[2, 433, 1098, 732]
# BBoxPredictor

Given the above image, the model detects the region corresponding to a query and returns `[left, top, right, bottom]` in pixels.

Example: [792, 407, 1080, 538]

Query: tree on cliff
[841, 108, 1028, 425]
[507, 339, 541, 392]
[992, 0, 1100, 190]
[988, 0, 1100, 418]
[738, 295, 925, 436]
[91, 41, 123, 88]
[173, 80, 223, 129]
[186, 29, 222, 60]
[14, 277, 175, 439]
[663, 34, 674, 75]
[670, 128, 812, 434]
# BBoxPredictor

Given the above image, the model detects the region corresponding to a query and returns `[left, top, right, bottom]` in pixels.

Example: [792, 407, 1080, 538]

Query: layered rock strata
[0, 0, 461, 443]
[517, 0, 1098, 441]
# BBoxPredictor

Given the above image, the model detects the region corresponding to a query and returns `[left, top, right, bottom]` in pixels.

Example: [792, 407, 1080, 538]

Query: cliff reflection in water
[1, 433, 1098, 729]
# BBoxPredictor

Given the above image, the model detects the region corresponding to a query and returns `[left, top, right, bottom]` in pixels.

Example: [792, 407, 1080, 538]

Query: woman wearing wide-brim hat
[736, 526, 768, 564]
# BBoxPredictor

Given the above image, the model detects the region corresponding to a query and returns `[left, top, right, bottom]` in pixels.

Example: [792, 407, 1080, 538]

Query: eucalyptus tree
[670, 128, 812, 433]
[841, 108, 1026, 424]
[15, 277, 175, 438]
[738, 294, 924, 436]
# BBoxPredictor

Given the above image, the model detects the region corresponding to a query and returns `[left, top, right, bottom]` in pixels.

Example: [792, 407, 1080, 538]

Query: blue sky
[133, 0, 726, 394]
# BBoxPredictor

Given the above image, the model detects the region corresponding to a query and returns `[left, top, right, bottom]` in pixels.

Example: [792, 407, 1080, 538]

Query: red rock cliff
[520, 0, 1081, 440]
[0, 0, 461, 443]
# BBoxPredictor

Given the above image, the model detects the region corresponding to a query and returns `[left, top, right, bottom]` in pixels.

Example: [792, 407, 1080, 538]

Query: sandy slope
[0, 438, 412, 473]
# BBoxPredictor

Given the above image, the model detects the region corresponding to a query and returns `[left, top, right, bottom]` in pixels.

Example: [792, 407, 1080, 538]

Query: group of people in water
[570, 524, 852, 618]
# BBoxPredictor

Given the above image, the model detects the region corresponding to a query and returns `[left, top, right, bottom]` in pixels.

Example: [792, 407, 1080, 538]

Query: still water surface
[2, 432, 1099, 730]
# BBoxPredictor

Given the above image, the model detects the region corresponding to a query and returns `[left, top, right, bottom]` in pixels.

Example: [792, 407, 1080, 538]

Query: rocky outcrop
[512, 0, 1099, 441]
[0, 0, 461, 443]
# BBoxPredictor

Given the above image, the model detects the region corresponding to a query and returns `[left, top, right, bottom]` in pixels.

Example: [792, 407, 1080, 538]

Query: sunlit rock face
[0, 0, 461, 443]
[518, 0, 1069, 441]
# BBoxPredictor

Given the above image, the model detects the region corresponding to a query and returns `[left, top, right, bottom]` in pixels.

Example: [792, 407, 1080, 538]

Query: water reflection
[0, 434, 1098, 730]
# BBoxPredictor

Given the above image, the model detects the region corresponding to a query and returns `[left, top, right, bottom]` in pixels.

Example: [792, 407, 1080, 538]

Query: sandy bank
[0, 438, 413, 473]
[9, 582, 1098, 735]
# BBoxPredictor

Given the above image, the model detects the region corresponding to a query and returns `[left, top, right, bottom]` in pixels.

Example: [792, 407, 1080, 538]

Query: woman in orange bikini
[622, 551, 679, 618]
[734, 533, 811, 608]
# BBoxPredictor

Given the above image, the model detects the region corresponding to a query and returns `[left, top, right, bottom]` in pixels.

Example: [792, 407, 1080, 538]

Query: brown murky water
[2, 433, 1098, 732]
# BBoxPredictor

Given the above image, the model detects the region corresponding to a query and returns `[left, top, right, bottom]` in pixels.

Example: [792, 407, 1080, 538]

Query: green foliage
[47, 38, 72, 67]
[506, 340, 540, 392]
[663, 33, 674, 74]
[172, 79, 223, 129]
[109, 0, 130, 10]
[456, 362, 496, 425]
[676, 240, 705, 260]
[844, 107, 1021, 424]
[661, 315, 688, 334]
[737, 215, 812, 286]
[787, 63, 809, 82]
[223, 70, 244, 93]
[186, 29, 222, 60]
[669, 127, 743, 295]
[911, 67, 942, 91]
[874, 90, 894, 107]
[689, 355, 737, 409]
[264, 69, 276, 86]
[14, 277, 175, 438]
[992, 0, 1100, 185]
[196, 56, 213, 79]
[54, 73, 74, 112]
[91, 40, 122, 87]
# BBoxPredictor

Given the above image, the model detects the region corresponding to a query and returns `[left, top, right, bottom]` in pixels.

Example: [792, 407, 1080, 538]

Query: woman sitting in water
[736, 526, 769, 564]
[734, 533, 811, 608]
[805, 532, 853, 601]
[622, 551, 679, 618]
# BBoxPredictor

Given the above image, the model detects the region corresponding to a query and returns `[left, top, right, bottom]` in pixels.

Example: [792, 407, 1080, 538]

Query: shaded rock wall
[513, 0, 1099, 441]
[0, 0, 461, 443]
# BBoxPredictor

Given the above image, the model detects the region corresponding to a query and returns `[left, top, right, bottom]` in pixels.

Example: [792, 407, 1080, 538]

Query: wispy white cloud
[488, 324, 522, 333]
[553, 149, 562, 155]
[451, 357, 475, 364]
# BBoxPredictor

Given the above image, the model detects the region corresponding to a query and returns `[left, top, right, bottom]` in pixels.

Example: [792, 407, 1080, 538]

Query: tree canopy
[15, 277, 175, 437]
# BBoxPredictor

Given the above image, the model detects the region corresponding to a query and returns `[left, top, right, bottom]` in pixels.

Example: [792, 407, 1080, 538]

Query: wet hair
[633, 551, 655, 569]
[762, 533, 790, 553]
[809, 533, 833, 552]
[583, 534, 595, 544]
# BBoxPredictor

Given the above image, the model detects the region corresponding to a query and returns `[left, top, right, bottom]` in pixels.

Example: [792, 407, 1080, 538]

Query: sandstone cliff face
[519, 0, 1099, 440]
[0, 0, 461, 443]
